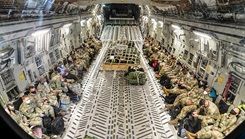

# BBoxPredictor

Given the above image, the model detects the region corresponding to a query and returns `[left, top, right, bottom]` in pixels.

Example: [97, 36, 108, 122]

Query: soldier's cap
[30, 125, 42, 130]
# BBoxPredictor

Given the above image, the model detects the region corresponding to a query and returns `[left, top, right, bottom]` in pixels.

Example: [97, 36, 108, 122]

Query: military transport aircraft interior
[0, 0, 245, 139]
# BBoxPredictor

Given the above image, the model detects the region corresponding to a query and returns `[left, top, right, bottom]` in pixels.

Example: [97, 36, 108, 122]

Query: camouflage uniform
[158, 62, 176, 76]
[66, 82, 82, 96]
[37, 83, 59, 107]
[49, 74, 62, 90]
[170, 88, 205, 121]
[19, 101, 43, 127]
[176, 105, 198, 120]
[8, 109, 32, 134]
[49, 74, 71, 107]
[28, 92, 42, 107]
[195, 100, 220, 128]
[181, 77, 198, 91]
[196, 112, 237, 139]
[169, 70, 184, 84]
[173, 87, 200, 107]
[168, 85, 188, 95]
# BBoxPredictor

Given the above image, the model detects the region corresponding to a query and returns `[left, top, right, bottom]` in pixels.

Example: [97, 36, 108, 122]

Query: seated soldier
[57, 61, 66, 76]
[5, 103, 33, 135]
[163, 72, 198, 96]
[168, 96, 201, 125]
[19, 95, 44, 127]
[186, 107, 240, 139]
[192, 99, 220, 128]
[36, 77, 60, 108]
[62, 69, 78, 83]
[165, 87, 203, 109]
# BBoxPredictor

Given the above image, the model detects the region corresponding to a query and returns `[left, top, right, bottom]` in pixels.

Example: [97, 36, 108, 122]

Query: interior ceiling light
[80, 20, 86, 26]
[171, 24, 181, 30]
[31, 29, 50, 36]
[193, 31, 212, 39]
[158, 21, 163, 28]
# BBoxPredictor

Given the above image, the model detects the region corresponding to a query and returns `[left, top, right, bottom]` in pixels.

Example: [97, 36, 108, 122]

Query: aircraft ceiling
[0, 0, 244, 23]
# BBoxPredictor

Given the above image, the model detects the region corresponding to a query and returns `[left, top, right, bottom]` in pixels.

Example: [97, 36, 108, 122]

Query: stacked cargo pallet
[102, 42, 140, 70]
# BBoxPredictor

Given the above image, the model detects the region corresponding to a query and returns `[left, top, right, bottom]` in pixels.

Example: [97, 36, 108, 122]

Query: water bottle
[180, 128, 186, 138]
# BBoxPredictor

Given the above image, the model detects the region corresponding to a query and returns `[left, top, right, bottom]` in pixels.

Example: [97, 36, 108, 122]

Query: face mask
[190, 77, 193, 80]
[26, 100, 31, 104]
[62, 87, 68, 93]
[61, 65, 64, 68]
[180, 69, 182, 71]
[203, 91, 208, 95]
[31, 91, 36, 94]
[230, 109, 237, 115]
[43, 82, 47, 85]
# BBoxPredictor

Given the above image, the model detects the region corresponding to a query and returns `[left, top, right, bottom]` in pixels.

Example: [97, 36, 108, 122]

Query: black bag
[51, 116, 64, 135]
[217, 99, 229, 114]
[164, 94, 178, 104]
[13, 97, 23, 110]
[52, 105, 62, 117]
[169, 105, 182, 120]
[43, 116, 53, 133]
[183, 116, 201, 133]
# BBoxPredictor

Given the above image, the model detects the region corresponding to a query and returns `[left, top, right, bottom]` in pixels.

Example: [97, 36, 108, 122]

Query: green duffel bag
[128, 71, 147, 85]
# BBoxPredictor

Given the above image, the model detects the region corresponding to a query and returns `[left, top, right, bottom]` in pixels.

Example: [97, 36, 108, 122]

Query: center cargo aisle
[73, 70, 173, 139]
[61, 25, 176, 139]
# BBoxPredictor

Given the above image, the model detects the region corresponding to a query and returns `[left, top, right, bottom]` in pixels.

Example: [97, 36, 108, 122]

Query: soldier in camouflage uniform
[28, 86, 43, 107]
[36, 77, 60, 107]
[169, 68, 188, 84]
[166, 87, 203, 108]
[167, 88, 205, 124]
[192, 99, 220, 128]
[5, 103, 33, 135]
[186, 107, 240, 139]
[163, 72, 198, 96]
[156, 57, 176, 79]
[19, 95, 43, 127]
[27, 86, 56, 119]
[50, 70, 71, 106]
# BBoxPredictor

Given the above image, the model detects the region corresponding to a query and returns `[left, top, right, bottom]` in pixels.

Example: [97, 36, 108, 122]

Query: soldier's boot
[59, 110, 66, 116]
[155, 70, 160, 74]
[186, 130, 196, 136]
[186, 130, 196, 139]
[163, 86, 170, 96]
[168, 118, 179, 125]
[161, 107, 168, 111]
[166, 104, 174, 109]
[155, 75, 161, 80]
